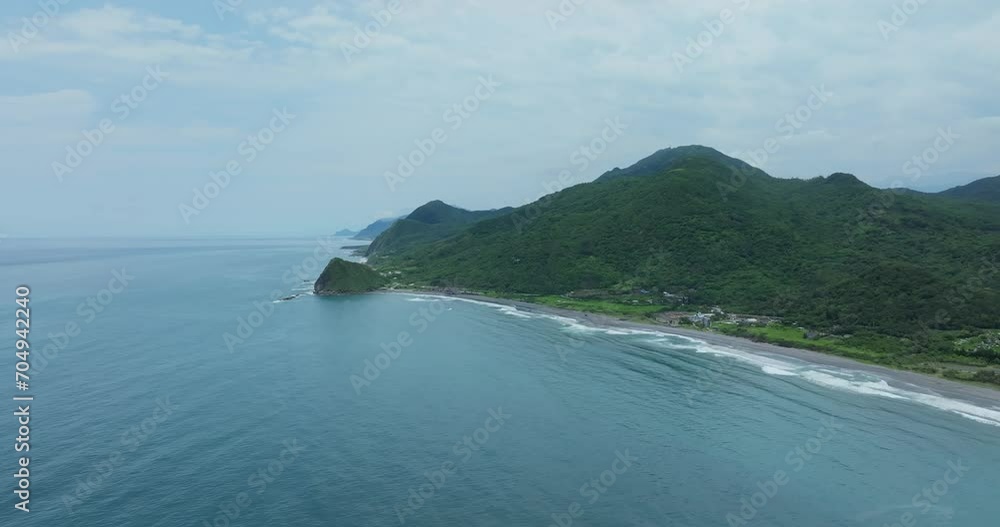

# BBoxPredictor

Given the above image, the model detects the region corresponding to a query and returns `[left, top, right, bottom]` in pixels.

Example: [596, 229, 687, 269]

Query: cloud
[0, 89, 96, 123]
[56, 5, 203, 40]
[2, 0, 999, 235]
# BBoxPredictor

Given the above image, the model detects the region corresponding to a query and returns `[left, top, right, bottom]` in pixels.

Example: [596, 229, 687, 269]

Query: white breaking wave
[405, 296, 456, 302]
[538, 313, 579, 325]
[402, 294, 552, 321]
[393, 292, 1000, 428]
[761, 365, 801, 377]
[649, 338, 1000, 428]
[798, 369, 1000, 428]
[498, 306, 533, 319]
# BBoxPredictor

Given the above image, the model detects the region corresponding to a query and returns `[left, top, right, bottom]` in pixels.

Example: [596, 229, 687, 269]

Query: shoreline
[384, 289, 1000, 410]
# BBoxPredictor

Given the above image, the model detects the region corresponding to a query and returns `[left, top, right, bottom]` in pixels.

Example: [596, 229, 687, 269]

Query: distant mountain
[366, 201, 514, 257]
[597, 145, 768, 182]
[937, 175, 1000, 202]
[352, 217, 401, 240]
[375, 147, 1000, 337]
[335, 229, 358, 237]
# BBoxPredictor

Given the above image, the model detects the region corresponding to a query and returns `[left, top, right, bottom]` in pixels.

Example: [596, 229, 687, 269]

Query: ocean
[1, 237, 997, 526]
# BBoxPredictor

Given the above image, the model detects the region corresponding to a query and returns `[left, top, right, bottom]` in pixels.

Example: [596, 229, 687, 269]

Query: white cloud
[56, 5, 203, 40]
[2, 0, 999, 235]
[0, 89, 96, 123]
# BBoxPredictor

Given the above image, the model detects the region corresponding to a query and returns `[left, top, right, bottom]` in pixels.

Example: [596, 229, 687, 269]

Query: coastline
[383, 290, 1000, 410]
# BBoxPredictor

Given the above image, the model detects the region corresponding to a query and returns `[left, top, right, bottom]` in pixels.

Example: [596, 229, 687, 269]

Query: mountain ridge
[353, 217, 402, 240]
[938, 174, 1000, 202]
[366, 201, 514, 257]
[370, 149, 999, 339]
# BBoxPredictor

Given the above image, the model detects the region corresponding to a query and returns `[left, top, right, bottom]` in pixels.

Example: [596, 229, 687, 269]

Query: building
[690, 313, 713, 328]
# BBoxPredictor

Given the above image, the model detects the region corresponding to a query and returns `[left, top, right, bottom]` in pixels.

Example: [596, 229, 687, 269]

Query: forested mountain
[373, 148, 1000, 338]
[366, 201, 513, 257]
[597, 145, 768, 182]
[938, 175, 1000, 202]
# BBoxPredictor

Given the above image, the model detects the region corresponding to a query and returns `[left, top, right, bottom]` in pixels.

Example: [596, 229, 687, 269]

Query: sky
[2, 0, 998, 236]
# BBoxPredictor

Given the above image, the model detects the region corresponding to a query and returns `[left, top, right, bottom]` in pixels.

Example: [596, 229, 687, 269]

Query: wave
[798, 369, 1000, 427]
[393, 292, 1000, 428]
[405, 296, 456, 303]
[272, 291, 314, 303]
[402, 293, 539, 320]
[676, 340, 1000, 427]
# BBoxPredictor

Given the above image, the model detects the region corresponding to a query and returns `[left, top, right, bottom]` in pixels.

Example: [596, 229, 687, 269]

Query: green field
[526, 295, 665, 318]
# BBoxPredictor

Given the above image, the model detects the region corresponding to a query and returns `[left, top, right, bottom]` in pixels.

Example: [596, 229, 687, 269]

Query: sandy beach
[387, 290, 1000, 411]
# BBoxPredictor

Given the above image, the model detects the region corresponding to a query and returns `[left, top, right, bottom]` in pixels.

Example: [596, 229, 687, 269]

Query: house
[690, 313, 713, 328]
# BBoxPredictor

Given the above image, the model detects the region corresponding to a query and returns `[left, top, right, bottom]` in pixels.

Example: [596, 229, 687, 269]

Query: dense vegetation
[937, 174, 1000, 203]
[366, 201, 513, 257]
[597, 144, 768, 182]
[370, 146, 1000, 378]
[314, 258, 387, 295]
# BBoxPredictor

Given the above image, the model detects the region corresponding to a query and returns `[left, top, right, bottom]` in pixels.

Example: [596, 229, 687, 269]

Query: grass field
[526, 295, 666, 318]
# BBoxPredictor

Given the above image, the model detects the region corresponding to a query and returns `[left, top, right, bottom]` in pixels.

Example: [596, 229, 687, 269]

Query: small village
[560, 289, 782, 329]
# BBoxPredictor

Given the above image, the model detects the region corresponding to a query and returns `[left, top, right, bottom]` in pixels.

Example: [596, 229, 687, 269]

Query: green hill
[938, 175, 1000, 202]
[598, 145, 768, 182]
[366, 201, 513, 257]
[314, 258, 387, 295]
[375, 150, 1000, 343]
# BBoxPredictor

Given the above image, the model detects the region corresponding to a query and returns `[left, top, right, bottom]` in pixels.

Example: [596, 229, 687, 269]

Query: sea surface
[1, 237, 998, 526]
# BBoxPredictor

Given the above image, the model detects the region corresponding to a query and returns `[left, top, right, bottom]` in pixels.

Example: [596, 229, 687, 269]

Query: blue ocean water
[0, 237, 998, 526]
